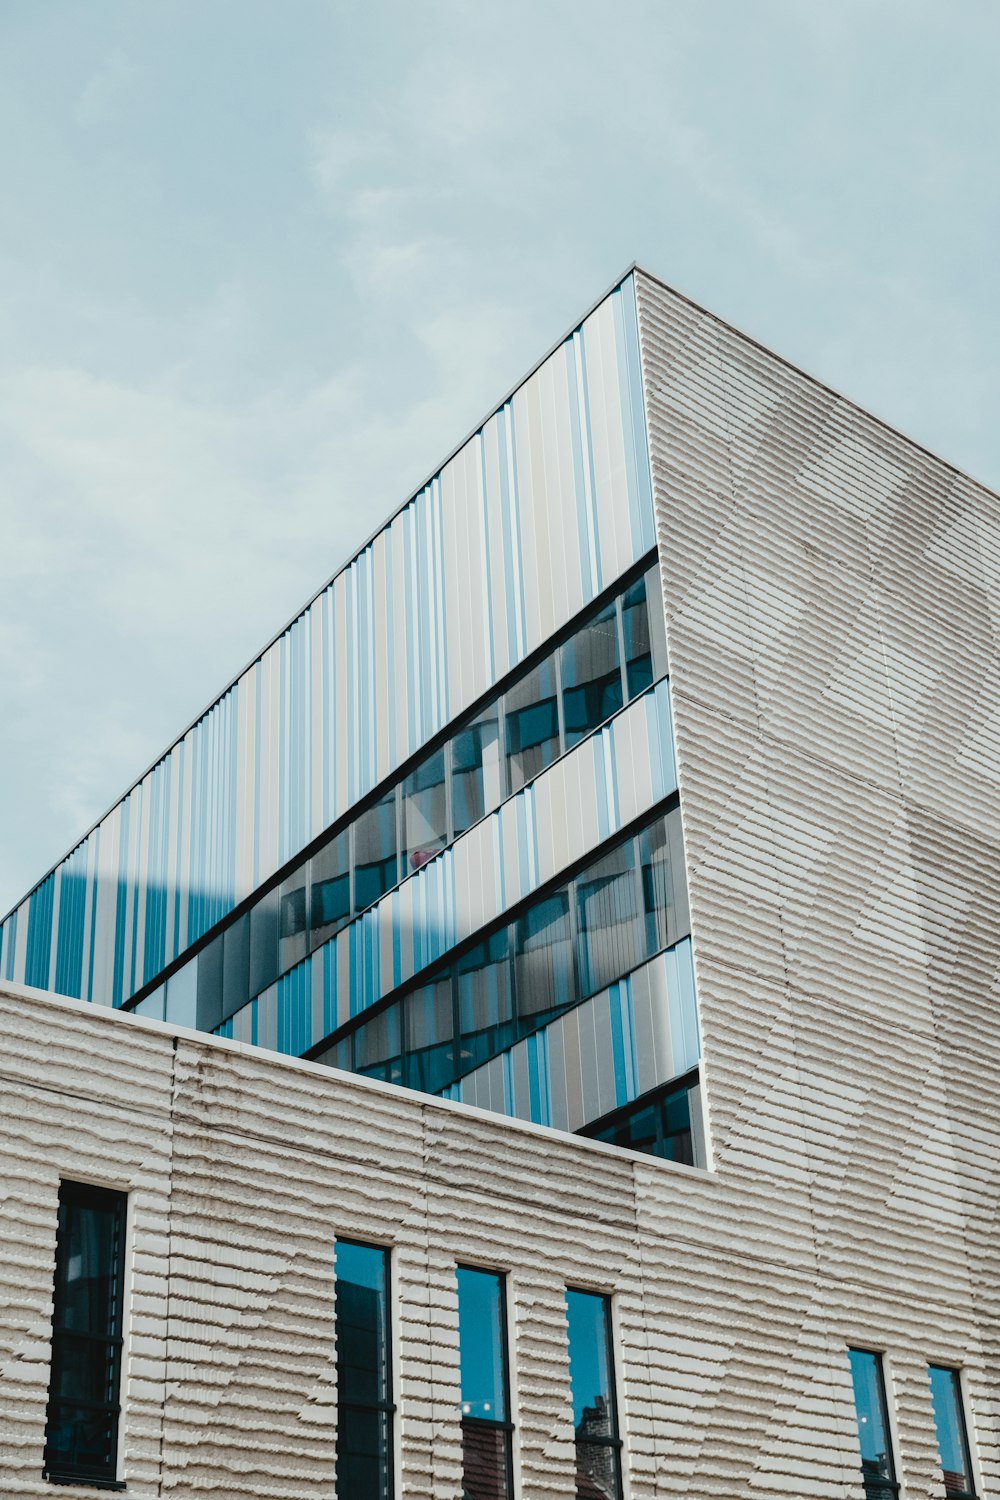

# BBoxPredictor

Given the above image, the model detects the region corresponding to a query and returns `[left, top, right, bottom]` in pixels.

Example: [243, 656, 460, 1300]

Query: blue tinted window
[354, 790, 399, 912]
[505, 653, 560, 792]
[335, 1240, 392, 1500]
[848, 1349, 898, 1499]
[565, 1289, 622, 1500]
[561, 600, 623, 749]
[44, 1182, 127, 1487]
[457, 928, 515, 1072]
[311, 828, 351, 948]
[452, 704, 504, 835]
[576, 839, 643, 997]
[514, 890, 575, 1027]
[401, 748, 448, 876]
[457, 1267, 512, 1500]
[928, 1365, 977, 1498]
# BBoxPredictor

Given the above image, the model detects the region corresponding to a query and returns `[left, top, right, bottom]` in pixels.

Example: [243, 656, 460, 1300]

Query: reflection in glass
[335, 1240, 392, 1500]
[452, 704, 504, 836]
[928, 1365, 977, 1498]
[586, 1079, 695, 1166]
[848, 1349, 898, 1500]
[278, 870, 309, 973]
[639, 813, 685, 954]
[457, 1267, 512, 1500]
[405, 974, 454, 1094]
[44, 1183, 127, 1486]
[401, 748, 448, 874]
[576, 840, 643, 997]
[565, 1289, 622, 1500]
[622, 574, 653, 697]
[514, 891, 575, 1027]
[356, 1004, 403, 1086]
[457, 929, 515, 1073]
[561, 600, 623, 749]
[505, 652, 560, 793]
[311, 828, 351, 948]
[355, 790, 399, 912]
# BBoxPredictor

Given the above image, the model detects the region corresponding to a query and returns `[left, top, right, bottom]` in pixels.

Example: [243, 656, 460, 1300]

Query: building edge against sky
[2, 264, 1000, 1496]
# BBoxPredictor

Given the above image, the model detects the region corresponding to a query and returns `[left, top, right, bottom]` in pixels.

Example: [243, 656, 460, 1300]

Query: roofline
[2, 263, 641, 923]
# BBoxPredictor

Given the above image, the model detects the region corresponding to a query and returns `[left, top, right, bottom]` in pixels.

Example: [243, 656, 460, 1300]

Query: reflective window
[401, 748, 448, 876]
[639, 812, 686, 954]
[928, 1365, 977, 1498]
[311, 828, 351, 948]
[404, 973, 454, 1094]
[622, 572, 654, 697]
[44, 1182, 127, 1488]
[514, 890, 575, 1028]
[565, 1289, 623, 1500]
[457, 1267, 513, 1500]
[584, 1078, 695, 1165]
[561, 599, 623, 749]
[848, 1349, 898, 1500]
[356, 1003, 403, 1087]
[452, 703, 504, 836]
[505, 651, 560, 793]
[249, 889, 279, 998]
[576, 840, 643, 997]
[335, 1240, 393, 1500]
[457, 929, 515, 1073]
[278, 868, 309, 973]
[354, 790, 399, 912]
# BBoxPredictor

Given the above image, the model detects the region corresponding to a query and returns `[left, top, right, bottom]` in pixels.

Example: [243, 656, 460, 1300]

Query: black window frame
[927, 1363, 978, 1500]
[565, 1287, 624, 1500]
[334, 1237, 395, 1500]
[847, 1347, 900, 1500]
[43, 1179, 128, 1491]
[456, 1263, 515, 1500]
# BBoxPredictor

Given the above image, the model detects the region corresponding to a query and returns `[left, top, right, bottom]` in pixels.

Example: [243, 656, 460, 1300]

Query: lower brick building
[2, 266, 1000, 1498]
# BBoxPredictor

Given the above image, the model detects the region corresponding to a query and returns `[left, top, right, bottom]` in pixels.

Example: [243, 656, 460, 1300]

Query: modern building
[1, 265, 998, 1500]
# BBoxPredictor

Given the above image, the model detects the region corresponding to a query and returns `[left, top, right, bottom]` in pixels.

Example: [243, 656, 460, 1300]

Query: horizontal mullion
[339, 1398, 397, 1416]
[461, 1415, 515, 1433]
[51, 1327, 123, 1348]
[575, 1433, 623, 1450]
[47, 1395, 122, 1417]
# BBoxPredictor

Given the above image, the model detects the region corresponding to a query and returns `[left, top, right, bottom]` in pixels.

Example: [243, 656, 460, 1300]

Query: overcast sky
[1, 0, 998, 915]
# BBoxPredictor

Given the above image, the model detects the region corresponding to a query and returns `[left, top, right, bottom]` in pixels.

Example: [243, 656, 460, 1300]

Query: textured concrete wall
[634, 267, 1000, 1498]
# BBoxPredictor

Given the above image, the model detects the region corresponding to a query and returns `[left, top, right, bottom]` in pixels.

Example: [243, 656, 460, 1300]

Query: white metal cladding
[1, 275, 653, 1008]
[140, 680, 679, 1053]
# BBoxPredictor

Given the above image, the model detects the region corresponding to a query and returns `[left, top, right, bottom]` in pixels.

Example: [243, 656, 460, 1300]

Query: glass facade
[140, 558, 668, 1035]
[848, 1349, 898, 1499]
[457, 1267, 513, 1500]
[43, 1181, 127, 1488]
[582, 1076, 696, 1164]
[565, 1289, 622, 1500]
[335, 1240, 393, 1500]
[314, 805, 689, 1112]
[928, 1365, 977, 1499]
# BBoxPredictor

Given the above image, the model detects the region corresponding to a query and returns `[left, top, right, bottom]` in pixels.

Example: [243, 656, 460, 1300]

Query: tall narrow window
[928, 1365, 977, 1498]
[848, 1349, 898, 1499]
[43, 1181, 127, 1488]
[566, 1289, 622, 1500]
[560, 599, 623, 748]
[504, 652, 560, 793]
[457, 1266, 513, 1500]
[335, 1240, 393, 1500]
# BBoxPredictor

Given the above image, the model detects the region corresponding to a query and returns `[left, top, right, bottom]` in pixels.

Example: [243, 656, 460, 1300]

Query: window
[928, 1365, 977, 1498]
[43, 1181, 127, 1489]
[400, 748, 448, 875]
[504, 651, 561, 793]
[310, 828, 351, 949]
[848, 1349, 898, 1499]
[582, 1075, 696, 1165]
[452, 703, 504, 836]
[335, 1240, 393, 1500]
[561, 599, 623, 749]
[575, 839, 643, 997]
[565, 1289, 622, 1500]
[457, 1267, 513, 1500]
[354, 789, 399, 911]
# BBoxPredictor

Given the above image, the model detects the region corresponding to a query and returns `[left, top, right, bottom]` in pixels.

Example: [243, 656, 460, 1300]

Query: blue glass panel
[928, 1364, 976, 1497]
[457, 1268, 508, 1421]
[504, 653, 560, 793]
[848, 1349, 897, 1496]
[561, 600, 623, 749]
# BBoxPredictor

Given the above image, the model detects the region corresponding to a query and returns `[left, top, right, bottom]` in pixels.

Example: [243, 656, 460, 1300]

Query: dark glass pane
[848, 1349, 897, 1489]
[452, 704, 504, 836]
[505, 653, 560, 793]
[622, 575, 654, 699]
[222, 914, 250, 1023]
[461, 1419, 512, 1500]
[566, 1290, 617, 1433]
[639, 812, 688, 955]
[929, 1365, 976, 1496]
[457, 929, 515, 1075]
[575, 1440, 623, 1500]
[662, 1088, 695, 1166]
[355, 1004, 403, 1086]
[310, 829, 351, 949]
[278, 870, 309, 972]
[576, 840, 643, 997]
[405, 973, 455, 1094]
[401, 748, 448, 875]
[50, 1334, 117, 1405]
[44, 1404, 118, 1479]
[457, 1268, 508, 1422]
[355, 790, 399, 911]
[514, 891, 575, 1028]
[196, 932, 224, 1032]
[336, 1406, 392, 1500]
[53, 1196, 121, 1337]
[249, 889, 279, 997]
[561, 600, 623, 748]
[335, 1241, 389, 1406]
[588, 1083, 694, 1165]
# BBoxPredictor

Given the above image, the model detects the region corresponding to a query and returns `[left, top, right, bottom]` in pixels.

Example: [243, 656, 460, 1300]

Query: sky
[1, 0, 998, 916]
